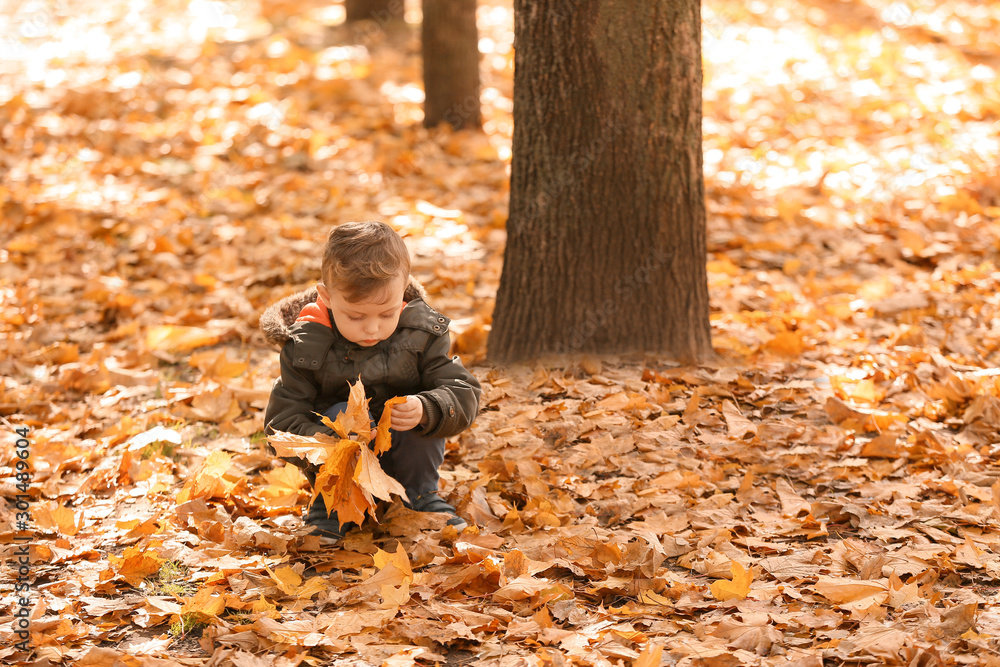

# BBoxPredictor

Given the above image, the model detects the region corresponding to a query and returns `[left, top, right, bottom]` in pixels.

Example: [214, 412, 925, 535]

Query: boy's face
[318, 276, 407, 347]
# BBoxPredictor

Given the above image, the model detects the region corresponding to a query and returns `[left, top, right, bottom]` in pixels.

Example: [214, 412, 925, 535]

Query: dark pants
[309, 401, 446, 506]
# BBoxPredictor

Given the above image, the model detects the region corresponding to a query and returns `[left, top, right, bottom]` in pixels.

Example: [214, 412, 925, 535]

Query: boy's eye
[380, 313, 395, 319]
[348, 316, 364, 322]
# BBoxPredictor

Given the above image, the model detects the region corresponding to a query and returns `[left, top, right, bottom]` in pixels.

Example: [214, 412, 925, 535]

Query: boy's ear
[316, 283, 331, 304]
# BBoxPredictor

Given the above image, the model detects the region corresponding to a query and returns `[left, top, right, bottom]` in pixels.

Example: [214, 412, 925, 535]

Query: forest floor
[3, 0, 1000, 665]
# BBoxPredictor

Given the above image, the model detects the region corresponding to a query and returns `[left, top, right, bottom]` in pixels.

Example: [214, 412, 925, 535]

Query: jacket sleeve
[263, 342, 334, 467]
[414, 333, 481, 438]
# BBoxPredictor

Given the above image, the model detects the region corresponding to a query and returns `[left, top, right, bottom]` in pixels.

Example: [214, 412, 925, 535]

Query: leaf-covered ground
[3, 0, 1000, 665]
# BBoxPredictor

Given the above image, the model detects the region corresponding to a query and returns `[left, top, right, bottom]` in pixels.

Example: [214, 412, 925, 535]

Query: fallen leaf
[634, 643, 663, 667]
[325, 378, 373, 441]
[180, 586, 226, 621]
[374, 396, 408, 455]
[710, 560, 754, 601]
[34, 503, 82, 536]
[925, 603, 977, 640]
[109, 545, 165, 587]
[813, 576, 889, 611]
[722, 400, 757, 439]
[176, 450, 242, 503]
[145, 325, 224, 352]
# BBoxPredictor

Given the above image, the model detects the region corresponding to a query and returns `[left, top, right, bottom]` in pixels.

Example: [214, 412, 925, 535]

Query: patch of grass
[169, 613, 207, 638]
[224, 610, 255, 626]
[147, 560, 196, 597]
[248, 430, 268, 446]
[156, 581, 194, 597]
[140, 440, 177, 460]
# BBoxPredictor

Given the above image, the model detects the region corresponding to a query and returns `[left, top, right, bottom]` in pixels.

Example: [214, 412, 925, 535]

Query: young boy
[259, 221, 481, 540]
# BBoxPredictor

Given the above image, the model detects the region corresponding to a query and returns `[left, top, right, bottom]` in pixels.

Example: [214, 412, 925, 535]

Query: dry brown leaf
[722, 400, 757, 439]
[925, 603, 978, 640]
[775, 478, 811, 518]
[813, 576, 888, 611]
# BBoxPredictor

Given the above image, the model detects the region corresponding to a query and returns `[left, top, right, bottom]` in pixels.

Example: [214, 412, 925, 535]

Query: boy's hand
[390, 395, 423, 432]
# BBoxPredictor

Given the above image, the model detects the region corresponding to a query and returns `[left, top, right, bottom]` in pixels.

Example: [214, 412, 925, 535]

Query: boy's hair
[321, 221, 411, 302]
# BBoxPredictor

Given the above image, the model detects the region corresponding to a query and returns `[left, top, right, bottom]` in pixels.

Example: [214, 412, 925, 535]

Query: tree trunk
[344, 0, 405, 24]
[422, 0, 481, 130]
[488, 0, 711, 363]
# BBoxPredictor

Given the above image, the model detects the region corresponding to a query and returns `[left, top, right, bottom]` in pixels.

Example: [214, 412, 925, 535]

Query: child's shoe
[304, 494, 344, 542]
[409, 491, 468, 531]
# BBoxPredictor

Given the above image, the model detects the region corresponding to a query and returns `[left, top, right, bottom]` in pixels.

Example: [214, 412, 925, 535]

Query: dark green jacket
[260, 280, 481, 464]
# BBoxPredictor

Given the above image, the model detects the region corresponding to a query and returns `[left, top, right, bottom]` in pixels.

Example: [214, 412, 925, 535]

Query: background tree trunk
[344, 0, 405, 24]
[488, 0, 711, 363]
[422, 0, 481, 130]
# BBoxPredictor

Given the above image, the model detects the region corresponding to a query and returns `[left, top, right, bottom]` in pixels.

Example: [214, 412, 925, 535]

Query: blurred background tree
[344, 0, 405, 23]
[422, 0, 482, 130]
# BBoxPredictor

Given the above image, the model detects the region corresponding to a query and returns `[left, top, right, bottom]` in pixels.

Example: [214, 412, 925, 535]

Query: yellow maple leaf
[374, 396, 407, 455]
[266, 429, 343, 467]
[373, 543, 413, 578]
[111, 545, 165, 587]
[355, 442, 408, 504]
[145, 325, 223, 352]
[268, 565, 303, 595]
[710, 560, 754, 601]
[255, 463, 307, 508]
[304, 379, 410, 526]
[370, 543, 413, 609]
[180, 586, 226, 621]
[35, 503, 81, 536]
[313, 439, 368, 525]
[380, 580, 410, 608]
[189, 387, 242, 423]
[177, 450, 240, 503]
[324, 378, 373, 441]
[251, 595, 280, 618]
[188, 349, 249, 379]
[295, 576, 329, 600]
[634, 643, 664, 667]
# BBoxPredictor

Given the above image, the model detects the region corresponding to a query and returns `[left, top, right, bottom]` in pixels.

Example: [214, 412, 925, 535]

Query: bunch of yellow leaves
[266, 378, 408, 526]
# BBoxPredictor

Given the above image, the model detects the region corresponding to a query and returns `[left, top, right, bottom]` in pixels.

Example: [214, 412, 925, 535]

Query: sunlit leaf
[710, 560, 754, 601]
[374, 396, 407, 455]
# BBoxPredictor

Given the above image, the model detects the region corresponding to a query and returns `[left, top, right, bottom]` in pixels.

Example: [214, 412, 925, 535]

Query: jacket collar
[287, 296, 451, 353]
[259, 277, 433, 348]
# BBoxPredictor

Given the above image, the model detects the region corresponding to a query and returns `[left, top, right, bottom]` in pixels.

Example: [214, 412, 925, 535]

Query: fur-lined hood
[259, 278, 430, 348]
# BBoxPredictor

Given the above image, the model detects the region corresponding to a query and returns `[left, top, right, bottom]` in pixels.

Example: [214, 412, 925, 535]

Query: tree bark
[344, 0, 405, 24]
[422, 0, 481, 130]
[488, 0, 711, 363]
